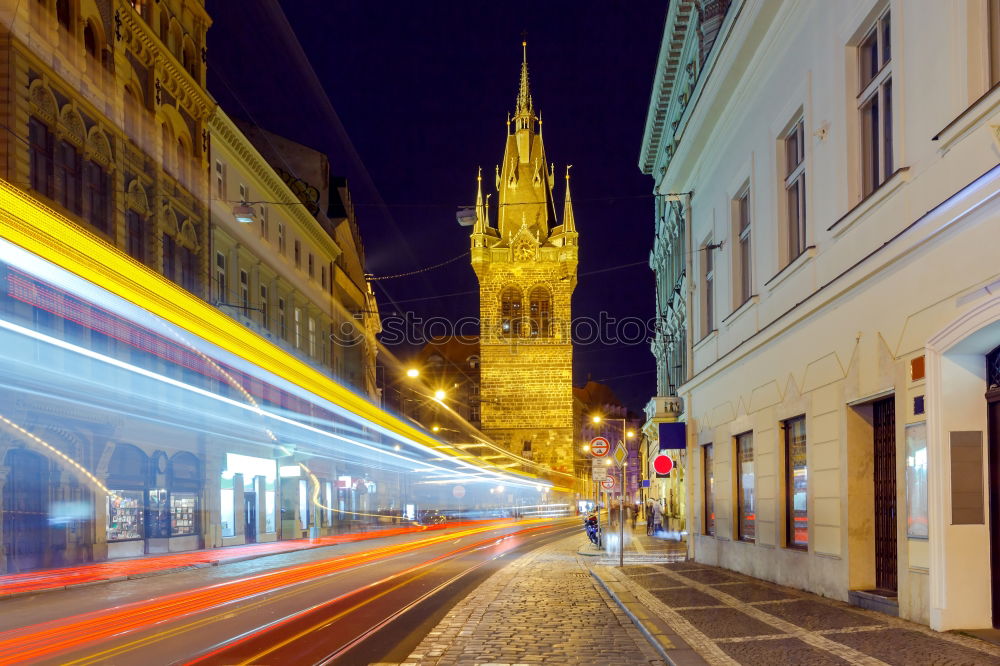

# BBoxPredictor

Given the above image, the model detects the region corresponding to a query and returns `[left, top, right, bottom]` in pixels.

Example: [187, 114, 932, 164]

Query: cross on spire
[514, 36, 534, 129]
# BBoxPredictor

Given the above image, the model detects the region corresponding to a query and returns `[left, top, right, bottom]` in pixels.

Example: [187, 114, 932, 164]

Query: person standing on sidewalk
[630, 502, 638, 529]
[651, 499, 664, 535]
[645, 498, 654, 535]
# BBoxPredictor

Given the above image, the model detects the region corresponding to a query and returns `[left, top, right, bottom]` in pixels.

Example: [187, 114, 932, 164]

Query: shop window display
[171, 493, 197, 536]
[107, 491, 144, 541]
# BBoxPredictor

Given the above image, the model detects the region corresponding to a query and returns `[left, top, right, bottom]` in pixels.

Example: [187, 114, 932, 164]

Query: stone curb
[590, 565, 708, 666]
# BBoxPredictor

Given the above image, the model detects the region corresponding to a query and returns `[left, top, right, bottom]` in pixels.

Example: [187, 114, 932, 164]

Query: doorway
[986, 344, 1000, 626]
[872, 396, 897, 593]
[244, 492, 257, 544]
[3, 449, 49, 572]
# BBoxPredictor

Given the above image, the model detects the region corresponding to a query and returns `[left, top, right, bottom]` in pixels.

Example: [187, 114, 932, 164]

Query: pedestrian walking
[651, 499, 664, 535]
[645, 499, 654, 535]
[630, 502, 638, 529]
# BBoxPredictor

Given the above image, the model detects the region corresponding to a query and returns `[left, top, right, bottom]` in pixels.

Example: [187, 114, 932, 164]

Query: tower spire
[473, 166, 487, 233]
[514, 40, 534, 129]
[562, 165, 576, 233]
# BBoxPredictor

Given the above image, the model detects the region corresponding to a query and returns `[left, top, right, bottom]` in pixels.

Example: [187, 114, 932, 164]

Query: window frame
[782, 118, 806, 263]
[735, 431, 755, 543]
[857, 8, 893, 198]
[126, 209, 148, 264]
[783, 415, 808, 550]
[701, 237, 715, 337]
[215, 251, 227, 304]
[703, 442, 715, 536]
[733, 186, 752, 308]
[215, 160, 225, 200]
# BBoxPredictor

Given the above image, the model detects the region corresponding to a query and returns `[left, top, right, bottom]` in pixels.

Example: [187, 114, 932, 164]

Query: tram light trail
[0, 521, 557, 664]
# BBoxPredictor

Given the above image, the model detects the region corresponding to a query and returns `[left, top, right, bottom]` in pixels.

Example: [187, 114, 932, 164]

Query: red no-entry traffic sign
[653, 454, 674, 475]
[600, 475, 616, 490]
[590, 436, 611, 457]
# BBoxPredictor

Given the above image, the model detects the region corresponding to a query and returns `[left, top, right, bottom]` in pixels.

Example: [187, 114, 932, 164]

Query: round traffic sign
[600, 475, 616, 490]
[653, 454, 674, 475]
[453, 485, 466, 499]
[590, 436, 611, 457]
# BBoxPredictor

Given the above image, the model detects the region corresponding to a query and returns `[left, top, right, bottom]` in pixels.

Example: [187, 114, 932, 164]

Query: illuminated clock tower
[469, 43, 578, 473]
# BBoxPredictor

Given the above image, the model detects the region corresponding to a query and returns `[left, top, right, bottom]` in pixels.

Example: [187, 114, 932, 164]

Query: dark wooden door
[3, 449, 48, 572]
[987, 395, 1000, 626]
[873, 396, 897, 592]
[244, 492, 257, 544]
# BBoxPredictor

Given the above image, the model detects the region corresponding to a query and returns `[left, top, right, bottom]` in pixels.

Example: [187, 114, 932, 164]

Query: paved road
[400, 533, 665, 665]
[0, 520, 572, 665]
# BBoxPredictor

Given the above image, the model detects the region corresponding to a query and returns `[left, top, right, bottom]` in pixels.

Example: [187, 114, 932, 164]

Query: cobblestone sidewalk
[398, 533, 666, 665]
[604, 560, 1000, 665]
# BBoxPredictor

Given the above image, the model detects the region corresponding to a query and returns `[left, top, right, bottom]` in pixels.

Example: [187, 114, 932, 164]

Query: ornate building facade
[470, 45, 578, 474]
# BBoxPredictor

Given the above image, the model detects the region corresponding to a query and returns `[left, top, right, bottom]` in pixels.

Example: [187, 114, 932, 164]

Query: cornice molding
[208, 109, 342, 260]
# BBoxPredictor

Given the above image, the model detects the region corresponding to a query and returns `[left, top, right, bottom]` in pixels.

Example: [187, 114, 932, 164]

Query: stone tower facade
[470, 43, 578, 474]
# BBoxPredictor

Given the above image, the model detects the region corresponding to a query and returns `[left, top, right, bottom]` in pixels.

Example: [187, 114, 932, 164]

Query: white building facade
[641, 0, 1000, 630]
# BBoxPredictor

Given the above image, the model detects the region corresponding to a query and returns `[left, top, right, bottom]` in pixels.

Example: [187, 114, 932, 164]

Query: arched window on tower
[528, 286, 552, 338]
[499, 286, 522, 338]
[83, 21, 97, 58]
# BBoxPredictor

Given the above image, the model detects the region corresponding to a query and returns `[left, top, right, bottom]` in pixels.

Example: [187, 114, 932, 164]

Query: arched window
[182, 42, 199, 80]
[499, 286, 522, 337]
[528, 286, 552, 338]
[175, 136, 187, 184]
[161, 122, 174, 174]
[123, 86, 140, 138]
[158, 11, 168, 43]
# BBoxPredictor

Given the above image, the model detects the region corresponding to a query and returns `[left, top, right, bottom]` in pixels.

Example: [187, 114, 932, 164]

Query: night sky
[207, 1, 667, 411]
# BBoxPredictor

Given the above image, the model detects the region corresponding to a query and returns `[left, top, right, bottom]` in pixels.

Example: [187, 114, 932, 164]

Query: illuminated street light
[406, 368, 420, 378]
[626, 430, 635, 438]
[591, 415, 602, 424]
[432, 425, 441, 432]
[434, 389, 446, 401]
[582, 443, 590, 452]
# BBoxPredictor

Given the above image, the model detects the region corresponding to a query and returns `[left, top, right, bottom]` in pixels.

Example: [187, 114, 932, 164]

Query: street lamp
[591, 412, 635, 567]
[434, 389, 446, 401]
[406, 367, 420, 378]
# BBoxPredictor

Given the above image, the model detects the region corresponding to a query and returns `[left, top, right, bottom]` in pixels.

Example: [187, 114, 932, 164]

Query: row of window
[216, 162, 332, 290]
[29, 116, 110, 234]
[702, 415, 807, 550]
[499, 285, 552, 338]
[699, 3, 1000, 339]
[214, 251, 324, 360]
[700, 9, 897, 337]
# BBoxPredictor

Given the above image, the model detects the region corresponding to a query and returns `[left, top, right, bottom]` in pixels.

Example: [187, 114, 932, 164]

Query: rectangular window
[238, 183, 248, 202]
[215, 251, 227, 304]
[905, 421, 928, 538]
[784, 416, 807, 549]
[162, 233, 176, 281]
[703, 443, 715, 536]
[239, 269, 249, 316]
[702, 239, 715, 336]
[321, 265, 327, 290]
[294, 307, 301, 349]
[991, 0, 1000, 87]
[55, 140, 82, 214]
[179, 246, 197, 293]
[736, 431, 755, 542]
[308, 317, 316, 357]
[294, 240, 301, 268]
[126, 210, 147, 263]
[783, 119, 806, 262]
[735, 188, 751, 306]
[259, 206, 269, 240]
[83, 160, 110, 234]
[277, 223, 286, 254]
[277, 297, 287, 340]
[858, 9, 893, 197]
[29, 117, 54, 197]
[308, 253, 314, 278]
[259, 284, 269, 331]
[215, 160, 225, 200]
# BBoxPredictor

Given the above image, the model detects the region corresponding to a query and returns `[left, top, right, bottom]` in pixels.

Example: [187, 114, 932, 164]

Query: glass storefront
[107, 491, 144, 541]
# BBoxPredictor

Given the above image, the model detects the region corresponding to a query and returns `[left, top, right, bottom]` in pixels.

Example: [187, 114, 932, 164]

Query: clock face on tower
[513, 240, 534, 261]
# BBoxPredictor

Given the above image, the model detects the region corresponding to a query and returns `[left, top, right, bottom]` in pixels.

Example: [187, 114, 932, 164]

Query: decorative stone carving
[126, 179, 149, 214]
[85, 128, 113, 167]
[28, 80, 58, 123]
[59, 106, 85, 145]
[180, 219, 199, 251]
